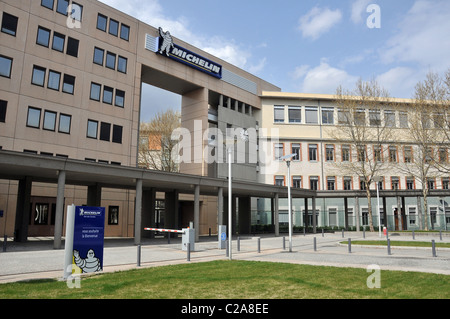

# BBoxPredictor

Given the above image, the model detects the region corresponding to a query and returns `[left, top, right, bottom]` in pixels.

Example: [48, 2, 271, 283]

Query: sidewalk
[1, 232, 449, 284]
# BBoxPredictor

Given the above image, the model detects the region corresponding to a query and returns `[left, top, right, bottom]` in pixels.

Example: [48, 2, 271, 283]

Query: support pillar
[165, 190, 179, 232]
[217, 187, 223, 231]
[14, 176, 32, 243]
[355, 196, 360, 231]
[134, 179, 143, 245]
[87, 184, 102, 207]
[53, 170, 66, 249]
[194, 185, 200, 242]
[312, 196, 317, 234]
[396, 196, 403, 231]
[274, 194, 279, 236]
[238, 196, 251, 235]
[344, 197, 349, 230]
[142, 188, 155, 238]
[417, 196, 423, 230]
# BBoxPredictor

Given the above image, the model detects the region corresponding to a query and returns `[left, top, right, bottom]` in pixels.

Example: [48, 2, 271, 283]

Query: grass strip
[340, 241, 450, 248]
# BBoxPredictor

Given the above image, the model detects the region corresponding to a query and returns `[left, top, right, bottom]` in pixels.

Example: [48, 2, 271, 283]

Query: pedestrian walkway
[0, 232, 449, 284]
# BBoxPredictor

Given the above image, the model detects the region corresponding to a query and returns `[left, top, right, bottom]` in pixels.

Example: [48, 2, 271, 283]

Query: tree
[328, 79, 398, 232]
[139, 109, 181, 172]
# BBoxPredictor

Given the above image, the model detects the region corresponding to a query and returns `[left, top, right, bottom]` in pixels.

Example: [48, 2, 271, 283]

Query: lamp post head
[280, 153, 296, 162]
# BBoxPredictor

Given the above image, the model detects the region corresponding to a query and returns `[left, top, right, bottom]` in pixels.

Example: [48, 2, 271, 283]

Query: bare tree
[139, 109, 181, 172]
[328, 79, 398, 232]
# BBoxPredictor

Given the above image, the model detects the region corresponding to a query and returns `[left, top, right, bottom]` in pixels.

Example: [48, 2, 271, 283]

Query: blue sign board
[221, 232, 227, 241]
[72, 206, 105, 273]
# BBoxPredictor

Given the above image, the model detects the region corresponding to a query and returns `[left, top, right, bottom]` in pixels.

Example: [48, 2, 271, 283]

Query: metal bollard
[412, 230, 415, 240]
[137, 244, 141, 267]
[348, 238, 352, 253]
[167, 232, 171, 244]
[386, 228, 389, 241]
[237, 237, 240, 251]
[283, 237, 286, 250]
[363, 227, 365, 239]
[387, 239, 391, 255]
[432, 240, 437, 257]
[440, 231, 442, 241]
[342, 229, 345, 238]
[322, 228, 324, 237]
[313, 237, 317, 251]
[187, 242, 191, 261]
[226, 239, 229, 257]
[257, 237, 261, 253]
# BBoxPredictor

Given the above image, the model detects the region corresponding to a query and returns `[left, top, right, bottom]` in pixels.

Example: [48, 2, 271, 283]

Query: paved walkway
[0, 232, 449, 284]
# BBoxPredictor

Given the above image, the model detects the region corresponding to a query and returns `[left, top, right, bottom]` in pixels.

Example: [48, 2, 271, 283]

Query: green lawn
[0, 260, 449, 299]
[342, 240, 450, 248]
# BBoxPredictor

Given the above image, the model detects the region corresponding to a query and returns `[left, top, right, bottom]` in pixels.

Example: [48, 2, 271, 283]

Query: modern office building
[0, 0, 448, 244]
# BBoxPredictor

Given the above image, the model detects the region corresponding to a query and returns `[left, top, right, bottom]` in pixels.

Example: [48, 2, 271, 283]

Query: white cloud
[376, 67, 422, 99]
[380, 0, 450, 71]
[351, 0, 372, 24]
[294, 60, 358, 94]
[298, 7, 342, 40]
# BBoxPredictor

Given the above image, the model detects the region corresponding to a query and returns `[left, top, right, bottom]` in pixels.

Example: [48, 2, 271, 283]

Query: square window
[66, 37, 79, 57]
[1, 12, 18, 36]
[31, 66, 46, 86]
[322, 108, 334, 125]
[288, 106, 301, 123]
[41, 0, 54, 10]
[59, 113, 71, 133]
[109, 19, 119, 36]
[0, 55, 13, 78]
[56, 0, 69, 16]
[108, 206, 119, 225]
[36, 26, 50, 47]
[115, 89, 125, 107]
[274, 106, 284, 123]
[106, 52, 116, 69]
[93, 47, 104, 65]
[100, 122, 111, 141]
[87, 120, 98, 139]
[305, 107, 318, 124]
[117, 56, 127, 73]
[43, 110, 57, 131]
[90, 82, 101, 101]
[112, 125, 123, 144]
[62, 74, 75, 94]
[97, 14, 107, 32]
[0, 100, 7, 123]
[103, 86, 113, 104]
[27, 107, 41, 128]
[47, 70, 61, 91]
[52, 32, 65, 52]
[120, 24, 130, 41]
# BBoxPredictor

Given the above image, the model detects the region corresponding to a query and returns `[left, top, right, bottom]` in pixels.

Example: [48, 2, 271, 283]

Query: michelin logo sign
[155, 27, 222, 79]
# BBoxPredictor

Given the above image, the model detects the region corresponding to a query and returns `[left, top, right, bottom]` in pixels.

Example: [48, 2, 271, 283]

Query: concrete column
[396, 196, 403, 231]
[53, 170, 66, 249]
[14, 176, 32, 243]
[238, 196, 251, 235]
[312, 196, 317, 234]
[417, 196, 423, 230]
[274, 194, 279, 236]
[355, 196, 360, 231]
[134, 179, 143, 245]
[194, 185, 200, 242]
[344, 197, 349, 230]
[165, 190, 179, 231]
[142, 189, 155, 238]
[304, 198, 308, 229]
[217, 187, 223, 229]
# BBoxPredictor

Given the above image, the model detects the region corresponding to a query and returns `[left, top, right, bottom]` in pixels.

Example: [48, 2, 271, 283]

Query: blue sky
[100, 0, 450, 121]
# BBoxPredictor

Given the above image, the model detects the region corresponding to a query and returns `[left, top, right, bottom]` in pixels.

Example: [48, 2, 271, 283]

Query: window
[0, 55, 12, 78]
[43, 110, 57, 131]
[369, 109, 381, 126]
[385, 110, 396, 127]
[325, 144, 334, 161]
[288, 106, 301, 123]
[404, 146, 412, 163]
[322, 108, 334, 124]
[360, 177, 367, 190]
[31, 66, 46, 86]
[354, 109, 366, 126]
[327, 176, 336, 190]
[115, 89, 125, 107]
[343, 177, 352, 190]
[425, 147, 433, 163]
[274, 143, 284, 160]
[427, 178, 435, 190]
[56, 0, 69, 15]
[112, 125, 123, 144]
[117, 56, 127, 73]
[1, 12, 18, 36]
[329, 208, 337, 226]
[66, 37, 79, 57]
[0, 100, 7, 123]
[274, 105, 284, 123]
[97, 14, 108, 32]
[357, 146, 366, 162]
[338, 109, 350, 125]
[87, 120, 98, 139]
[106, 52, 116, 69]
[108, 206, 119, 225]
[41, 0, 54, 10]
[90, 82, 101, 101]
[399, 112, 408, 128]
[70, 2, 83, 22]
[291, 143, 300, 161]
[310, 176, 319, 190]
[293, 176, 302, 188]
[275, 176, 284, 186]
[100, 122, 111, 141]
[27, 107, 41, 128]
[58, 114, 71, 133]
[62, 74, 75, 94]
[305, 107, 318, 124]
[120, 24, 130, 41]
[109, 19, 119, 36]
[374, 146, 382, 162]
[391, 177, 400, 190]
[389, 146, 398, 163]
[362, 208, 369, 226]
[342, 145, 350, 162]
[439, 148, 448, 164]
[93, 47, 104, 65]
[409, 207, 416, 225]
[442, 178, 449, 190]
[309, 144, 318, 161]
[52, 32, 65, 52]
[47, 70, 61, 91]
[36, 26, 51, 47]
[406, 177, 415, 190]
[102, 86, 113, 104]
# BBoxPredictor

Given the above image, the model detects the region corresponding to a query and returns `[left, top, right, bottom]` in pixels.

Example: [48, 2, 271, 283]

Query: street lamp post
[228, 146, 232, 260]
[281, 153, 296, 252]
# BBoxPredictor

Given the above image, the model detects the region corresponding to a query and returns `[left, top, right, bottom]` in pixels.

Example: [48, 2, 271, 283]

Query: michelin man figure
[158, 27, 174, 56]
[73, 249, 102, 273]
